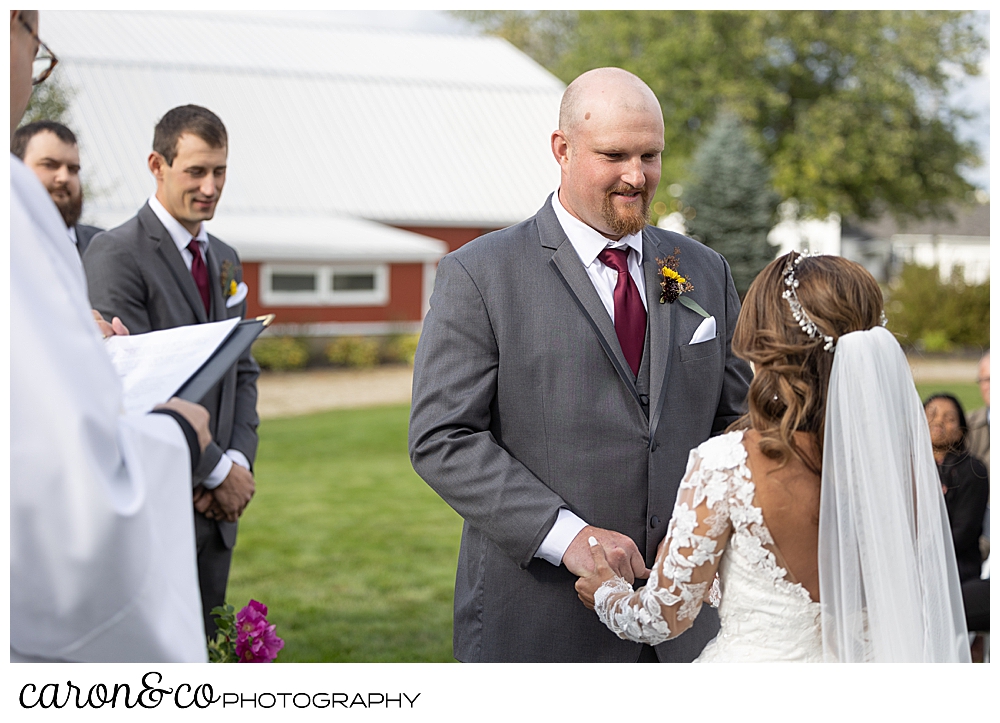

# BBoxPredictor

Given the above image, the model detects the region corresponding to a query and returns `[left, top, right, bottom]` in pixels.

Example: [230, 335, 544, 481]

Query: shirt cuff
[535, 509, 589, 566]
[226, 449, 251, 472]
[203, 449, 251, 489]
[202, 453, 234, 490]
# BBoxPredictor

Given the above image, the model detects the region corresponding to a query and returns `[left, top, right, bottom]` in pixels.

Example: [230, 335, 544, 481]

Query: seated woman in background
[925, 392, 990, 660]
[925, 393, 989, 584]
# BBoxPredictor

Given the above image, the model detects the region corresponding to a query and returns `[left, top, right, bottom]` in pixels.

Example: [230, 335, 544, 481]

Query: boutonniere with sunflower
[656, 248, 710, 318]
[220, 259, 240, 300]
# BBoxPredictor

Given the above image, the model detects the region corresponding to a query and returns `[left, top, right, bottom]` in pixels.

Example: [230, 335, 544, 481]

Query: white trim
[260, 263, 389, 307]
[422, 261, 438, 319]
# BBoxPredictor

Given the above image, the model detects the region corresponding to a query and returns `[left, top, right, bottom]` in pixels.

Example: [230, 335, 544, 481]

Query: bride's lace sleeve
[594, 442, 737, 645]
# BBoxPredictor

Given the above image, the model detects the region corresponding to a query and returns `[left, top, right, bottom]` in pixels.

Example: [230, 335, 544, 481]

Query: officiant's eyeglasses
[18, 14, 59, 86]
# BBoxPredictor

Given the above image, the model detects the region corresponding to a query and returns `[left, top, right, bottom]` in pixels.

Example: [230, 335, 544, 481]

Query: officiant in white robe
[9, 9, 207, 663]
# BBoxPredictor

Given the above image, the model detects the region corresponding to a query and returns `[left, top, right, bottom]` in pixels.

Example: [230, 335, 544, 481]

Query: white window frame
[260, 263, 389, 307]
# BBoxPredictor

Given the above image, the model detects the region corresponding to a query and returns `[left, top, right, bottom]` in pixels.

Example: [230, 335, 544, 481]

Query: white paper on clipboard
[104, 317, 241, 414]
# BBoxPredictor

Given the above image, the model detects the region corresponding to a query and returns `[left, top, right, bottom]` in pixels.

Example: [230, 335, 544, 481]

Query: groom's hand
[563, 526, 650, 584]
[575, 537, 617, 610]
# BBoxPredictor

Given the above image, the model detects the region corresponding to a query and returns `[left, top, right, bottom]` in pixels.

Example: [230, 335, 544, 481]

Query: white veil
[819, 326, 970, 662]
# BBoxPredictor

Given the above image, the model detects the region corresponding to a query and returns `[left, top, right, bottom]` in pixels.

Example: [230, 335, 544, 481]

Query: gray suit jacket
[74, 223, 102, 258]
[409, 197, 752, 662]
[967, 406, 989, 474]
[83, 203, 260, 549]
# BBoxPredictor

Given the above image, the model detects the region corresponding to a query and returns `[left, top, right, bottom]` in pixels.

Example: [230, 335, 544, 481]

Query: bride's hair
[731, 252, 885, 474]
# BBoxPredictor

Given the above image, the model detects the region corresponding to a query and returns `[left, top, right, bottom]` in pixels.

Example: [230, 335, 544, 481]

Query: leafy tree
[886, 263, 989, 351]
[455, 10, 985, 222]
[19, 74, 73, 127]
[453, 10, 577, 73]
[682, 113, 779, 296]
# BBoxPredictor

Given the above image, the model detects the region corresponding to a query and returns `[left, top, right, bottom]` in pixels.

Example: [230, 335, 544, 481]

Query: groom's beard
[602, 183, 651, 237]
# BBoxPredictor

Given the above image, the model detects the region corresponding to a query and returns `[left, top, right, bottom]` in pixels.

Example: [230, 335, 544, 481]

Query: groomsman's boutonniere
[220, 259, 240, 300]
[656, 248, 710, 317]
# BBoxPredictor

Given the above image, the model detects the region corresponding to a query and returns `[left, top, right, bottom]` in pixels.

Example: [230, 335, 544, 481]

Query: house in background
[43, 10, 564, 336]
[766, 201, 843, 258]
[662, 198, 990, 287]
[841, 202, 990, 284]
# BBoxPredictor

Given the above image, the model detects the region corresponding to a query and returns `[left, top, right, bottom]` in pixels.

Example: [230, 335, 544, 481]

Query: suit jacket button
[649, 439, 657, 452]
[639, 394, 649, 406]
[650, 515, 660, 529]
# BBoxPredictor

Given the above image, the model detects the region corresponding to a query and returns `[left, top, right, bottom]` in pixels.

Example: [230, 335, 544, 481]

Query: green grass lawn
[915, 381, 984, 416]
[225, 404, 462, 662]
[227, 380, 985, 662]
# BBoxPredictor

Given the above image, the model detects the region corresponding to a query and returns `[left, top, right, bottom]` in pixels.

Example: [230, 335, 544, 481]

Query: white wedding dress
[594, 327, 970, 662]
[595, 430, 824, 662]
[594, 326, 970, 663]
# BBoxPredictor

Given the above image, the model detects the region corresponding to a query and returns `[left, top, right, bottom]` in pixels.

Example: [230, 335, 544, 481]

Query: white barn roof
[83, 209, 447, 264]
[42, 11, 565, 229]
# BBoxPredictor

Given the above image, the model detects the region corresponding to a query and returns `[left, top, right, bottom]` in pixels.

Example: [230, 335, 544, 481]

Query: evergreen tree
[19, 74, 73, 128]
[682, 114, 779, 297]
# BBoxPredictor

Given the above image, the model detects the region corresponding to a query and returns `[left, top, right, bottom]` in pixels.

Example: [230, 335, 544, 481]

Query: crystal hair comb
[780, 251, 889, 353]
[781, 251, 836, 352]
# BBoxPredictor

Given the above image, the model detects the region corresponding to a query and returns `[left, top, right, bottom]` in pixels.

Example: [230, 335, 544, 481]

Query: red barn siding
[242, 261, 424, 325]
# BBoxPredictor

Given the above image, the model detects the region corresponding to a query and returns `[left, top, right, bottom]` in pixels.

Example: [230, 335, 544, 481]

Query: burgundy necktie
[187, 239, 211, 315]
[598, 247, 646, 377]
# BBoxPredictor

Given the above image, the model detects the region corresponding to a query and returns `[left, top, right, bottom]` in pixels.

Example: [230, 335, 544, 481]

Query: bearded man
[12, 120, 102, 256]
[409, 67, 752, 662]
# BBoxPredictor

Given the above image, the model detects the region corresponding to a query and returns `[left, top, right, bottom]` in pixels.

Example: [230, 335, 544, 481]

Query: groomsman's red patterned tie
[598, 247, 646, 377]
[188, 239, 211, 314]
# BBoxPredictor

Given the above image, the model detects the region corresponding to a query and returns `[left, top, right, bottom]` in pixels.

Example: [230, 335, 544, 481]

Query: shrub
[252, 336, 309, 371]
[886, 263, 989, 351]
[325, 336, 380, 368]
[382, 334, 420, 365]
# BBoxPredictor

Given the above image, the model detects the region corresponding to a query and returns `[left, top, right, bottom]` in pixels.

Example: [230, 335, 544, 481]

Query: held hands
[193, 484, 218, 517]
[575, 536, 622, 610]
[195, 463, 255, 523]
[563, 525, 649, 584]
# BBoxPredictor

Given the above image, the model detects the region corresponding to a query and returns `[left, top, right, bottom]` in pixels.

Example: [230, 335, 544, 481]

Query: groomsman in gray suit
[84, 105, 259, 636]
[409, 68, 752, 662]
[11, 120, 103, 256]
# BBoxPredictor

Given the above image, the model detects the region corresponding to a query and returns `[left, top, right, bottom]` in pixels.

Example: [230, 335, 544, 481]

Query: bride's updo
[732, 251, 885, 473]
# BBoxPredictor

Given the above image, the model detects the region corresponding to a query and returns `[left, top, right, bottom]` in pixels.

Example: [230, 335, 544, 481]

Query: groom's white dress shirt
[534, 191, 649, 566]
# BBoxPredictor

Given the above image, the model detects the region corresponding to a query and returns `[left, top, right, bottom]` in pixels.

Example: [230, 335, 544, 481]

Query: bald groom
[409, 68, 752, 662]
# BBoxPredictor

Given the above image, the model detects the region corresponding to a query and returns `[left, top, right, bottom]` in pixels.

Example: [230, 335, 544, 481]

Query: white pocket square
[226, 281, 248, 308]
[688, 315, 716, 344]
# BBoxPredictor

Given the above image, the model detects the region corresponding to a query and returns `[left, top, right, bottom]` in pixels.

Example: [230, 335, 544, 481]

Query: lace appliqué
[593, 435, 740, 645]
[593, 431, 811, 647]
[708, 575, 722, 607]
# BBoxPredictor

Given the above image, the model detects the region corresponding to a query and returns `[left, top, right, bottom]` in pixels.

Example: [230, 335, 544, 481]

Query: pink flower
[234, 599, 284, 663]
[244, 599, 268, 617]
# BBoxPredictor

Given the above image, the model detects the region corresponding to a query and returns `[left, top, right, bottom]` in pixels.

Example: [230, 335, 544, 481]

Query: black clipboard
[175, 315, 274, 403]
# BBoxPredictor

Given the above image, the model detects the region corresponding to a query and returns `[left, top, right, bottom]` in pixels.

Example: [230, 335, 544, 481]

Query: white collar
[67, 224, 77, 245]
[551, 190, 643, 269]
[148, 194, 208, 254]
